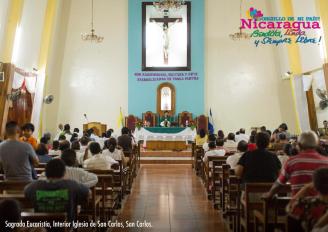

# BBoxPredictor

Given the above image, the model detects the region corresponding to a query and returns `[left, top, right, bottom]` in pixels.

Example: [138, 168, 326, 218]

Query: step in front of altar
[140, 150, 193, 164]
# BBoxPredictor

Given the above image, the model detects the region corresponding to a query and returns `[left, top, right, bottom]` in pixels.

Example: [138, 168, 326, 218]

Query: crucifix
[150, 10, 182, 65]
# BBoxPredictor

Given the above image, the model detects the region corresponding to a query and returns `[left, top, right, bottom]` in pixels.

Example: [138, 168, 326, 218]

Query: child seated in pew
[48, 140, 61, 157]
[287, 168, 328, 231]
[202, 141, 225, 167]
[83, 142, 118, 170]
[102, 138, 128, 166]
[35, 144, 52, 164]
[226, 140, 248, 169]
[61, 149, 98, 188]
[24, 159, 89, 222]
[20, 123, 38, 150]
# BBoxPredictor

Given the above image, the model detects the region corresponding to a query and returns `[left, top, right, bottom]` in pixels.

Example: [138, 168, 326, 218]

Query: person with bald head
[263, 131, 328, 199]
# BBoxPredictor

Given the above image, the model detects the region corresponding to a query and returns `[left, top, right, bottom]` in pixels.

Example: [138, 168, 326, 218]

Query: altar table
[134, 127, 196, 150]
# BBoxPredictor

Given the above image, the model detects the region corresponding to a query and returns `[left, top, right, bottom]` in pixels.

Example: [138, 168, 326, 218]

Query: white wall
[205, 0, 283, 133]
[45, 0, 128, 135]
[11, 0, 47, 70]
[0, 0, 10, 57]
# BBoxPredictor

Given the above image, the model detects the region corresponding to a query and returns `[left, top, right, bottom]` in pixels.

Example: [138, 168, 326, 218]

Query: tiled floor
[113, 164, 227, 232]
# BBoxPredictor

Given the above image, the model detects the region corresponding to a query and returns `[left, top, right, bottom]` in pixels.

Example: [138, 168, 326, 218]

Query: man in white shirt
[224, 133, 238, 153]
[61, 149, 98, 188]
[203, 142, 226, 167]
[226, 140, 248, 169]
[235, 128, 249, 143]
[83, 142, 118, 170]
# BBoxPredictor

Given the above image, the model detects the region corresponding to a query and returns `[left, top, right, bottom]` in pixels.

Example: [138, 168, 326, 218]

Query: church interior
[0, 0, 328, 231]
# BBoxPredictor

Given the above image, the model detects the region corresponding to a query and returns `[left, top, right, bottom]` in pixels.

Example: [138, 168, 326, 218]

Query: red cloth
[247, 143, 257, 151]
[278, 150, 328, 196]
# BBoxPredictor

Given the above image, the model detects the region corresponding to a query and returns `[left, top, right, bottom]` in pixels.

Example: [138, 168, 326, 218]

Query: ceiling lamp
[81, 0, 104, 43]
[229, 0, 250, 41]
[153, 0, 185, 11]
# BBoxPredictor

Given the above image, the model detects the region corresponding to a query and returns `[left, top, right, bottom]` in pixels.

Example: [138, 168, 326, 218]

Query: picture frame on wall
[142, 2, 191, 71]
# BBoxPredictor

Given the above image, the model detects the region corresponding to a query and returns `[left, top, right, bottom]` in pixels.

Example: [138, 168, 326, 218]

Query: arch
[157, 82, 176, 116]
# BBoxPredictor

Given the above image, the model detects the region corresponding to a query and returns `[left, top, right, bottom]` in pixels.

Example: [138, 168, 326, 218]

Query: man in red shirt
[263, 131, 328, 198]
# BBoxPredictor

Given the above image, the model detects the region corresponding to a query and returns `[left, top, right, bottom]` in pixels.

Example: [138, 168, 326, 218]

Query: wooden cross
[150, 11, 183, 64]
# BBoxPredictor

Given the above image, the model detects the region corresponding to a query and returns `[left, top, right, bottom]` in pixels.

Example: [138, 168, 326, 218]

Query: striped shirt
[277, 150, 328, 196]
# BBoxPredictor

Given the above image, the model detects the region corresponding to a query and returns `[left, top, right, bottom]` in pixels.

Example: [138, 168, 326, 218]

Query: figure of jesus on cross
[150, 10, 182, 65]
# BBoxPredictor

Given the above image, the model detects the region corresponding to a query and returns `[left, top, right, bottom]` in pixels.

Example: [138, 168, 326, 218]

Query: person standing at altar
[160, 111, 173, 127]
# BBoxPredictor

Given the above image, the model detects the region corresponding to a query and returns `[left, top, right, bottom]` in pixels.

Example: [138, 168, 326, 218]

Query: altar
[134, 127, 196, 150]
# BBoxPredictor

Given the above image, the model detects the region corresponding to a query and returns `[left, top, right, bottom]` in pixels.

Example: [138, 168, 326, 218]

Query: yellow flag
[117, 108, 124, 128]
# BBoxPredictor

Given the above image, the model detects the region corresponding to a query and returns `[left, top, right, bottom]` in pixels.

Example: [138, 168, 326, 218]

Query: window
[157, 83, 175, 116]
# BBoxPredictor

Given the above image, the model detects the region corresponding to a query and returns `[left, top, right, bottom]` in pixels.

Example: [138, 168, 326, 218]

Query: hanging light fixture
[229, 0, 250, 41]
[153, 0, 185, 11]
[81, 0, 104, 43]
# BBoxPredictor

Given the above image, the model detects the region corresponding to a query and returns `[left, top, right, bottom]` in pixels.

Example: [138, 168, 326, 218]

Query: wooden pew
[224, 174, 241, 232]
[204, 156, 227, 199]
[253, 184, 291, 232]
[194, 145, 204, 176]
[240, 183, 274, 232]
[86, 170, 119, 221]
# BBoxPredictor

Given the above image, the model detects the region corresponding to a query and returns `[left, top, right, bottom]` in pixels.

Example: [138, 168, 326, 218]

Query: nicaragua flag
[208, 108, 214, 135]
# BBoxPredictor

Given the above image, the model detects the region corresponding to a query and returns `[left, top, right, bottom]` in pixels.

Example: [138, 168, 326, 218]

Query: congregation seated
[71, 140, 85, 166]
[223, 133, 237, 153]
[35, 143, 52, 164]
[287, 168, 328, 231]
[24, 159, 89, 222]
[217, 130, 224, 140]
[83, 142, 118, 170]
[103, 138, 127, 166]
[48, 140, 61, 157]
[264, 131, 328, 198]
[195, 129, 208, 146]
[235, 132, 281, 184]
[117, 127, 133, 153]
[247, 130, 257, 151]
[226, 140, 248, 169]
[61, 149, 98, 187]
[271, 132, 289, 151]
[202, 141, 225, 167]
[0, 121, 39, 181]
[277, 142, 298, 167]
[80, 136, 91, 153]
[20, 123, 38, 150]
[235, 128, 249, 143]
[202, 134, 216, 152]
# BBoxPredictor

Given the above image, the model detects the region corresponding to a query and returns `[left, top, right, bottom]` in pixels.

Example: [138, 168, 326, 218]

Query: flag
[208, 108, 214, 134]
[117, 107, 124, 128]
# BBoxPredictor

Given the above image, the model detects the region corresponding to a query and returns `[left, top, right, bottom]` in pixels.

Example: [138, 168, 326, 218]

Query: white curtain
[12, 67, 37, 93]
[31, 72, 45, 137]
[293, 75, 311, 132]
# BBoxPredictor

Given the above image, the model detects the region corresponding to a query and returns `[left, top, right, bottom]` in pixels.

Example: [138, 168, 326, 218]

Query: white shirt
[235, 134, 249, 143]
[49, 149, 61, 157]
[226, 152, 244, 169]
[203, 149, 226, 166]
[224, 140, 238, 153]
[65, 166, 98, 188]
[76, 150, 90, 165]
[83, 154, 118, 170]
[102, 149, 124, 161]
[202, 142, 209, 152]
[278, 155, 289, 167]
